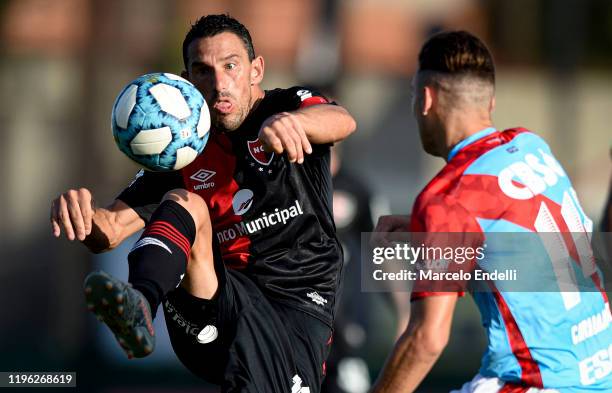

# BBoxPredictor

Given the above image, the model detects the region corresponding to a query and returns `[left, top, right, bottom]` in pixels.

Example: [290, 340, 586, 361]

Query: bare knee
[162, 188, 211, 232]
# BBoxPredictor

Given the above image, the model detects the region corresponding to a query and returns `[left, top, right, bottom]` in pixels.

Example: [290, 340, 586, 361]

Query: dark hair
[182, 14, 255, 68]
[418, 31, 495, 84]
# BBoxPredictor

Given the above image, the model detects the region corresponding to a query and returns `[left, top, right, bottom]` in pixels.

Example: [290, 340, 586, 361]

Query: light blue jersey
[411, 128, 611, 391]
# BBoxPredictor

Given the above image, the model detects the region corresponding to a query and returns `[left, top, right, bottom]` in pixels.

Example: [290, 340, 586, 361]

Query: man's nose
[214, 70, 229, 93]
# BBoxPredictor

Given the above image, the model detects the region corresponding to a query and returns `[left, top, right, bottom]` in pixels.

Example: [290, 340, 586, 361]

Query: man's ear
[423, 85, 435, 116]
[250, 56, 264, 86]
[489, 96, 496, 113]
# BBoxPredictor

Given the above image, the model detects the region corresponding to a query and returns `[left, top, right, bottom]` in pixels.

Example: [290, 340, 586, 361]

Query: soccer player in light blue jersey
[371, 31, 611, 393]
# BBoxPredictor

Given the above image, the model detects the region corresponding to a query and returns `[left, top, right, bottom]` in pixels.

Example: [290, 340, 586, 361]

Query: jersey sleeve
[410, 194, 483, 301]
[286, 86, 335, 109]
[116, 169, 184, 222]
[283, 86, 337, 157]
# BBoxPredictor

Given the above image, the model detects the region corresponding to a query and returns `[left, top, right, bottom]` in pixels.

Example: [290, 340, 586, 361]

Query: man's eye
[226, 63, 236, 70]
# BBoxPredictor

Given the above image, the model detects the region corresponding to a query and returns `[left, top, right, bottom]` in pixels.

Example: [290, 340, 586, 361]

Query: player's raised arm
[371, 295, 458, 393]
[51, 189, 145, 253]
[258, 103, 356, 164]
[295, 103, 356, 144]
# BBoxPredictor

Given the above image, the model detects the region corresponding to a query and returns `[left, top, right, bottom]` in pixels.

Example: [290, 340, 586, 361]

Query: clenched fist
[258, 112, 312, 164]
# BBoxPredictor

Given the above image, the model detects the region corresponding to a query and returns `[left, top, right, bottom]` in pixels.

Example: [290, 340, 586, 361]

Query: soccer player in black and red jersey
[50, 14, 356, 392]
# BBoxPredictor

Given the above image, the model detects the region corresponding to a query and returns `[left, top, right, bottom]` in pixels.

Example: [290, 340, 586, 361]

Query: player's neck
[244, 86, 266, 119]
[442, 112, 493, 162]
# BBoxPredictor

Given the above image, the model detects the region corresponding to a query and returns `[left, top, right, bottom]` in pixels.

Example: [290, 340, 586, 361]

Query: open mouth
[213, 100, 233, 114]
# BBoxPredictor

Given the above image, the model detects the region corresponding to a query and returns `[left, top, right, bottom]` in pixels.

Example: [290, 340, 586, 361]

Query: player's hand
[370, 215, 411, 247]
[258, 112, 313, 164]
[50, 188, 95, 241]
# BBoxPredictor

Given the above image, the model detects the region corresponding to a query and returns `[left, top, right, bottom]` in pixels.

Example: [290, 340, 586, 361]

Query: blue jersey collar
[447, 127, 497, 161]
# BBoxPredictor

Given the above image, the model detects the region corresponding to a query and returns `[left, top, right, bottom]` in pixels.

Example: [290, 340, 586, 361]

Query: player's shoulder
[412, 130, 510, 231]
[417, 153, 470, 203]
[500, 126, 531, 138]
[495, 127, 559, 156]
[412, 166, 471, 230]
[463, 127, 555, 176]
[129, 167, 184, 184]
[265, 86, 331, 109]
[411, 190, 478, 231]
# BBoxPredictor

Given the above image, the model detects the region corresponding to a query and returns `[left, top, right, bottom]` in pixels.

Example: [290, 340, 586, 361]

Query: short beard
[211, 92, 251, 132]
[212, 108, 246, 132]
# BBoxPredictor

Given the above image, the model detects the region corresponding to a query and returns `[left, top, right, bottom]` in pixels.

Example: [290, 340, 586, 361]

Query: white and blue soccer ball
[111, 72, 210, 171]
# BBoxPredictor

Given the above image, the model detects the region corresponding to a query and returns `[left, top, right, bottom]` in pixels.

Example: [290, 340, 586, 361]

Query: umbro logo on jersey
[190, 169, 216, 182]
[247, 139, 274, 166]
[190, 169, 216, 191]
[233, 189, 254, 216]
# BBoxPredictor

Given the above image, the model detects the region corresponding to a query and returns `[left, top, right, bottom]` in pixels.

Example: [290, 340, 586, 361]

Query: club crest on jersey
[247, 139, 274, 166]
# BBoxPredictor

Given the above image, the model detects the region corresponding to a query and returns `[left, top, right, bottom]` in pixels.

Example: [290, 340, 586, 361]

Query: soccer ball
[111, 73, 210, 171]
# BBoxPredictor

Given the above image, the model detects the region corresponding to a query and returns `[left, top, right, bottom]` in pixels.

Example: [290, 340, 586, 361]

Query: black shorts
[162, 258, 332, 393]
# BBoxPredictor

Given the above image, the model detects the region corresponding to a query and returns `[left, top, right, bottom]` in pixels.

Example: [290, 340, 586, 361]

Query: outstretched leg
[85, 188, 218, 358]
[128, 188, 218, 310]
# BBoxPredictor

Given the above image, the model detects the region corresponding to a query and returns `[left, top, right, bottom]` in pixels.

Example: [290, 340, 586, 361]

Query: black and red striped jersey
[117, 86, 342, 326]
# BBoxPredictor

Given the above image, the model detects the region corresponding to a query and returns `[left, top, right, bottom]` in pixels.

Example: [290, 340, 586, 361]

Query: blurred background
[0, 0, 611, 392]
